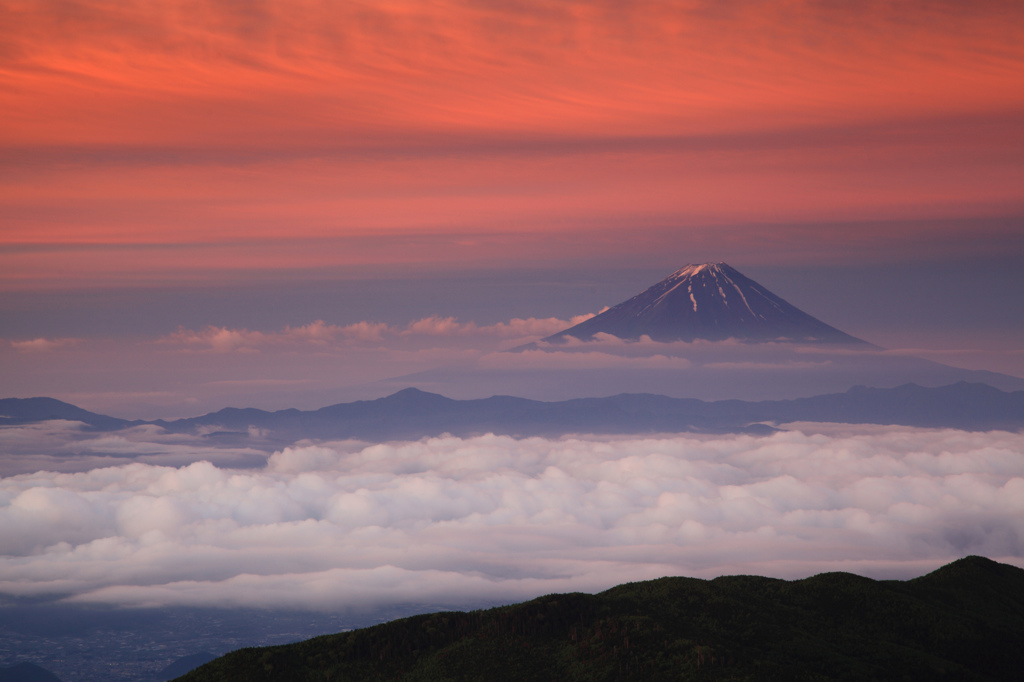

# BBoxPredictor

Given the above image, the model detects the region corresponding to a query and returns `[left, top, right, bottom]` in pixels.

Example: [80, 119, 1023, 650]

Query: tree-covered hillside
[177, 556, 1024, 681]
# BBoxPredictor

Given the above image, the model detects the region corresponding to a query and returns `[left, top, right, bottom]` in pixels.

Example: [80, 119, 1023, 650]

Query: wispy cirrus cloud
[3, 1, 1023, 289]
[6, 0, 1022, 146]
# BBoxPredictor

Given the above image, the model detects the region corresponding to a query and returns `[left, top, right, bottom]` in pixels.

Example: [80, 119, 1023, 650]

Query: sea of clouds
[2, 424, 1022, 612]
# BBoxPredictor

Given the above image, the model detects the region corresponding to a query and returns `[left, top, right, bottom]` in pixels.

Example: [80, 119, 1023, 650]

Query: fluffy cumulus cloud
[1, 427, 1022, 612]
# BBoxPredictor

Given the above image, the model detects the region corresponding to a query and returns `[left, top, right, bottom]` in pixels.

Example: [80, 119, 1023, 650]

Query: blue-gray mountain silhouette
[543, 262, 870, 345]
[5, 382, 1023, 443]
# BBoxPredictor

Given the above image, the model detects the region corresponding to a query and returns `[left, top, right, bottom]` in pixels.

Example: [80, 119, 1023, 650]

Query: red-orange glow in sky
[2, 0, 1023, 287]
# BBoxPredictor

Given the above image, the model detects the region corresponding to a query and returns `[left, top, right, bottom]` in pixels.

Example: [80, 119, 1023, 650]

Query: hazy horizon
[4, 258, 1024, 419]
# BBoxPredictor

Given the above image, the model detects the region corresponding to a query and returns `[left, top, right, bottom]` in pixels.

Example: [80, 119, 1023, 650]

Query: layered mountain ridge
[3, 382, 1022, 451]
[543, 262, 871, 345]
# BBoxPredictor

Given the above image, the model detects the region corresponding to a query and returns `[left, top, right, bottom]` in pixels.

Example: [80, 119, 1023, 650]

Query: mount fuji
[542, 262, 872, 346]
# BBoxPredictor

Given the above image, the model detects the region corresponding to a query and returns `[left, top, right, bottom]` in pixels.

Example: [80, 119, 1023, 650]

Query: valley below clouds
[2, 425, 1022, 613]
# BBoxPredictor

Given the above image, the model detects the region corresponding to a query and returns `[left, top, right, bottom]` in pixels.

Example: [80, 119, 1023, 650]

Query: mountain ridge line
[2, 382, 1023, 443]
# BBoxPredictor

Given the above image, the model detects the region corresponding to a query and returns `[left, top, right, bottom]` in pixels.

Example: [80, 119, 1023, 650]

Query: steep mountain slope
[543, 262, 871, 345]
[176, 556, 1024, 682]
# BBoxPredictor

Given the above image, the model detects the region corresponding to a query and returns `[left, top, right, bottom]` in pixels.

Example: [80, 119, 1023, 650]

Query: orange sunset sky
[2, 0, 1023, 287]
[2, 1, 1024, 418]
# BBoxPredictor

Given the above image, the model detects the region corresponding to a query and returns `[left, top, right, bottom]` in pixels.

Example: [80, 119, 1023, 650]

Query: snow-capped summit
[543, 262, 871, 345]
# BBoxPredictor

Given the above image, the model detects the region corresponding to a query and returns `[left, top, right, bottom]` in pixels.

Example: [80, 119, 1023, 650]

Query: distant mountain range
[541, 262, 871, 345]
[3, 382, 1022, 445]
[175, 556, 1024, 682]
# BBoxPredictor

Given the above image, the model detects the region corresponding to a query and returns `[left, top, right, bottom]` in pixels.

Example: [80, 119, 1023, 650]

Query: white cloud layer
[0, 421, 269, 476]
[1, 427, 1022, 611]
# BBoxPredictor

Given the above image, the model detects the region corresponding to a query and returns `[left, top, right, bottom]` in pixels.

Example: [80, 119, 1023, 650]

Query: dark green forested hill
[176, 556, 1024, 682]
